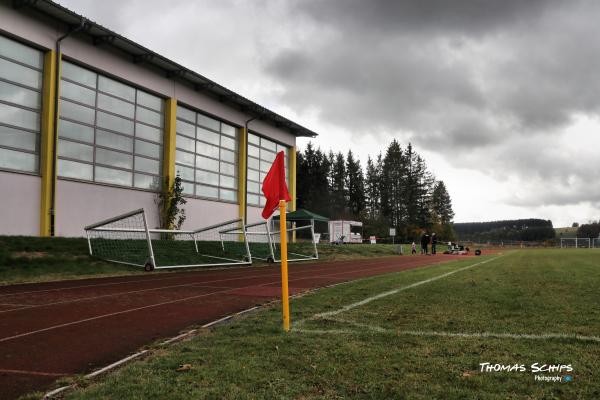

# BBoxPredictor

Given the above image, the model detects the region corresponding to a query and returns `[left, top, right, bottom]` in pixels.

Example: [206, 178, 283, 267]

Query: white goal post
[85, 209, 252, 270]
[560, 237, 591, 248]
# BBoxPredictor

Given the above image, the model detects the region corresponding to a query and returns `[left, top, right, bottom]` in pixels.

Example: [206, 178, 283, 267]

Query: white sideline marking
[296, 323, 600, 344]
[303, 256, 501, 322]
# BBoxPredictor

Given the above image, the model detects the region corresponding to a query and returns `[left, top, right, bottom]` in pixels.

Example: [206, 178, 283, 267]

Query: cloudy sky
[57, 0, 600, 227]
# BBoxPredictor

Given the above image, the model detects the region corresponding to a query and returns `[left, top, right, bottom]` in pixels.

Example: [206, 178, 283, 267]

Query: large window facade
[246, 132, 289, 207]
[175, 106, 238, 202]
[0, 35, 43, 174]
[57, 61, 163, 190]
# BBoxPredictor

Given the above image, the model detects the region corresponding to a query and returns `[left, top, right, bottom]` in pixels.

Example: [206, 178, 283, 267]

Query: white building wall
[0, 171, 40, 236]
[0, 0, 298, 237]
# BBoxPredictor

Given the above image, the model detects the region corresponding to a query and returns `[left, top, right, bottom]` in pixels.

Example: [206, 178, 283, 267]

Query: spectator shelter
[272, 209, 330, 242]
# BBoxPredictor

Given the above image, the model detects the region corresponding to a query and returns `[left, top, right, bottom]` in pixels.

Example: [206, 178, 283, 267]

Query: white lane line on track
[301, 256, 501, 323]
[0, 256, 455, 343]
[0, 255, 443, 314]
[0, 368, 69, 377]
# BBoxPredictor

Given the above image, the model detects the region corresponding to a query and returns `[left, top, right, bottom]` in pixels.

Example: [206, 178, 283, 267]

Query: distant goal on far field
[85, 209, 251, 271]
[560, 237, 591, 248]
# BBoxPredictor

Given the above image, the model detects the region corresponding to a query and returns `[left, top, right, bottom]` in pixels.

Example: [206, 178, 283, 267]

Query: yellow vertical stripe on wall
[238, 127, 248, 222]
[39, 50, 57, 237]
[163, 98, 177, 192]
[289, 146, 297, 212]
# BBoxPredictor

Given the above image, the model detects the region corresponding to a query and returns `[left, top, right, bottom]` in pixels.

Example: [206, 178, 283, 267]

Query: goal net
[244, 220, 319, 263]
[85, 209, 251, 270]
[594, 238, 600, 248]
[560, 238, 591, 248]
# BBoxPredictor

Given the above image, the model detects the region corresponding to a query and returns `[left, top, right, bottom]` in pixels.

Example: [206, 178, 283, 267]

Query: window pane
[196, 142, 219, 158]
[137, 91, 162, 111]
[95, 166, 132, 186]
[176, 119, 195, 137]
[60, 100, 94, 125]
[0, 147, 37, 172]
[248, 133, 260, 145]
[58, 139, 93, 162]
[196, 155, 219, 171]
[196, 170, 219, 185]
[220, 161, 235, 176]
[277, 144, 289, 153]
[134, 173, 161, 190]
[176, 135, 195, 153]
[96, 148, 132, 169]
[248, 145, 259, 158]
[220, 189, 237, 202]
[261, 148, 276, 162]
[221, 123, 236, 137]
[96, 129, 133, 152]
[136, 106, 162, 127]
[58, 159, 92, 180]
[136, 123, 161, 143]
[0, 35, 43, 68]
[175, 164, 194, 181]
[221, 135, 236, 150]
[247, 194, 260, 205]
[134, 156, 160, 174]
[260, 160, 272, 172]
[62, 62, 97, 88]
[96, 111, 134, 135]
[220, 148, 235, 163]
[196, 127, 219, 145]
[197, 114, 219, 131]
[98, 76, 135, 101]
[247, 169, 259, 182]
[0, 102, 40, 130]
[176, 150, 195, 167]
[0, 58, 42, 89]
[177, 106, 195, 123]
[58, 119, 94, 143]
[0, 125, 36, 151]
[220, 175, 236, 189]
[248, 157, 259, 170]
[196, 184, 218, 199]
[261, 138, 277, 151]
[60, 80, 95, 106]
[97, 93, 135, 118]
[0, 80, 40, 108]
[181, 180, 194, 195]
[135, 139, 160, 158]
[247, 181, 260, 194]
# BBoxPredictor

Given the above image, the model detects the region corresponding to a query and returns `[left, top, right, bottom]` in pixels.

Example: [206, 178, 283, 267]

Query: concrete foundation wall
[0, 171, 40, 236]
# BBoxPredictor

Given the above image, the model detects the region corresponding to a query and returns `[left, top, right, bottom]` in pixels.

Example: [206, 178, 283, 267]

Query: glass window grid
[0, 36, 43, 174]
[175, 106, 238, 202]
[57, 61, 163, 190]
[246, 134, 290, 206]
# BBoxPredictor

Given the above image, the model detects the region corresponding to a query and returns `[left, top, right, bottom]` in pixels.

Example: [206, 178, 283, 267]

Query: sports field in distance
[56, 249, 600, 400]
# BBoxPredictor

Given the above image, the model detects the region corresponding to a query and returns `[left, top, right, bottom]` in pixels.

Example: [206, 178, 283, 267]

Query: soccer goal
[243, 220, 319, 263]
[85, 209, 251, 270]
[594, 238, 600, 248]
[560, 238, 590, 248]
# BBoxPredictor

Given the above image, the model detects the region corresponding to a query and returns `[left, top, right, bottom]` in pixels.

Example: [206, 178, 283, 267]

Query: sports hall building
[0, 0, 316, 237]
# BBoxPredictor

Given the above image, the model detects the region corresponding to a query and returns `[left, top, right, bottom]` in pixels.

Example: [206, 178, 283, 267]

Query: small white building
[328, 220, 363, 244]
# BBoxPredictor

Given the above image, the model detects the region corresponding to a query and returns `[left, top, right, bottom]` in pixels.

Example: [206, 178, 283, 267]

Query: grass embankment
[43, 249, 600, 400]
[0, 236, 405, 285]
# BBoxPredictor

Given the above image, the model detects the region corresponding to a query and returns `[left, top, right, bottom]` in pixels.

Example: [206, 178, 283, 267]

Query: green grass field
[46, 249, 600, 400]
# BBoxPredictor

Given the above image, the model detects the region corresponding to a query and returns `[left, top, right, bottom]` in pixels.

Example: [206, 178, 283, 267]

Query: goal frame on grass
[242, 220, 319, 263]
[85, 208, 252, 270]
[560, 237, 591, 248]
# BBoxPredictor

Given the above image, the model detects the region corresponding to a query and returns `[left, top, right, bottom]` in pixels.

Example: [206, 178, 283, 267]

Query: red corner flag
[261, 151, 291, 219]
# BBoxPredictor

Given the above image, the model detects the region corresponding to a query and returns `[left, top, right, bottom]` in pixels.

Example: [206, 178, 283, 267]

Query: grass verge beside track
[34, 249, 600, 400]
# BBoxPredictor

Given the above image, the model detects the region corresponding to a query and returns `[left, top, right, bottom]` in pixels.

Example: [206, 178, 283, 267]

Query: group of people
[411, 232, 437, 255]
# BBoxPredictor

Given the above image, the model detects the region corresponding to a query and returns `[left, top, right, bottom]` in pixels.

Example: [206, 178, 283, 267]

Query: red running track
[0, 254, 471, 399]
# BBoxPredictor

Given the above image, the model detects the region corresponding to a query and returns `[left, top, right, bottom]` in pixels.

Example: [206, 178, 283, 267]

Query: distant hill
[454, 219, 555, 241]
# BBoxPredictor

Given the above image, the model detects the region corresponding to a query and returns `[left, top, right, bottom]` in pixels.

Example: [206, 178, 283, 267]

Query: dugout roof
[273, 209, 330, 222]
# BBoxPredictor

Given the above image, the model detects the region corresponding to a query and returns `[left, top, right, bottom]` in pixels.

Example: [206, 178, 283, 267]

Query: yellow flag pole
[279, 199, 290, 331]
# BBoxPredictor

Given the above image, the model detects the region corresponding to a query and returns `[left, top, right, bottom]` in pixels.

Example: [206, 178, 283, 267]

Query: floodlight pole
[279, 200, 290, 331]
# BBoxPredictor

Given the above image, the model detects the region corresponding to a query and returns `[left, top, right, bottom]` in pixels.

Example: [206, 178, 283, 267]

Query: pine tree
[330, 152, 347, 218]
[431, 180, 454, 225]
[381, 140, 405, 230]
[346, 150, 366, 218]
[365, 155, 380, 219]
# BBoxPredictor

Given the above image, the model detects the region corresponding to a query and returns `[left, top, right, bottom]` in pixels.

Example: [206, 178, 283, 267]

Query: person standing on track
[431, 232, 437, 255]
[420, 232, 429, 255]
[411, 241, 417, 254]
